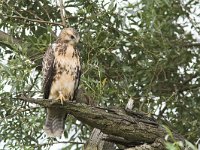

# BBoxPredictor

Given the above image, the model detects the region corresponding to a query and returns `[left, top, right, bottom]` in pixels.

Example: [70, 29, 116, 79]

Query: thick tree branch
[18, 96, 184, 149]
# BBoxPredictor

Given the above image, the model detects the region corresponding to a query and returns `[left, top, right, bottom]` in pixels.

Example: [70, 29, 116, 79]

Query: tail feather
[44, 107, 67, 137]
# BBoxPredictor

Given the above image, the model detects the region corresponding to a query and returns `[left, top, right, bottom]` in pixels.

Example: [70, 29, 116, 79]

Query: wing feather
[42, 44, 55, 99]
[73, 49, 81, 100]
[73, 66, 81, 100]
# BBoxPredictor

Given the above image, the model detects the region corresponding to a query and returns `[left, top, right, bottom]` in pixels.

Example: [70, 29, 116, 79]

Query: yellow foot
[56, 91, 65, 105]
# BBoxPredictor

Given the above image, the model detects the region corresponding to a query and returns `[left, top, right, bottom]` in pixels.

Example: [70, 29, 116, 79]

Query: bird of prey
[42, 28, 81, 137]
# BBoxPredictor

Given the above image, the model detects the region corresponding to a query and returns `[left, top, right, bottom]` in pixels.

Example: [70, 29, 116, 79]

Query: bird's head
[58, 28, 80, 45]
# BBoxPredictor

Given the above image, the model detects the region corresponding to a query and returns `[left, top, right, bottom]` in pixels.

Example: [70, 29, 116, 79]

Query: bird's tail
[43, 107, 67, 137]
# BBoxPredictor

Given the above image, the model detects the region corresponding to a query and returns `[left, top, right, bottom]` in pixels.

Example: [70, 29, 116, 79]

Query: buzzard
[42, 28, 81, 137]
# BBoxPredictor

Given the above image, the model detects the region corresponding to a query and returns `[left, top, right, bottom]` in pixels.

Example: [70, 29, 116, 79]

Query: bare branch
[59, 0, 67, 27]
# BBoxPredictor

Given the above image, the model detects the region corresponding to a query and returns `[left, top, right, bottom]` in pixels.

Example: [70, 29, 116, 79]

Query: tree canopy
[0, 0, 200, 149]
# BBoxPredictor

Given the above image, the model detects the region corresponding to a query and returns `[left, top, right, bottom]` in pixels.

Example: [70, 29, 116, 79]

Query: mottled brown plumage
[42, 28, 81, 137]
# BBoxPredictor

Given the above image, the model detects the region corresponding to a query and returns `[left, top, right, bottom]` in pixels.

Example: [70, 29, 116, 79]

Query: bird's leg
[56, 91, 65, 105]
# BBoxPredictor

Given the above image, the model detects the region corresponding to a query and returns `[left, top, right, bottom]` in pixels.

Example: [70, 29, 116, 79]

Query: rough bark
[18, 96, 185, 149]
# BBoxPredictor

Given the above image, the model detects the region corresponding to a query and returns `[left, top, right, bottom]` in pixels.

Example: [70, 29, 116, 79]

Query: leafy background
[0, 0, 200, 149]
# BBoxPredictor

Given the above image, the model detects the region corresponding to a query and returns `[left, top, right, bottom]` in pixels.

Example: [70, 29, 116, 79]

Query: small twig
[41, 7, 51, 21]
[0, 106, 40, 121]
[35, 140, 85, 148]
[26, 71, 41, 96]
[3, 1, 65, 27]
[183, 43, 200, 47]
[157, 92, 176, 120]
[22, 9, 44, 21]
[182, 74, 198, 86]
[8, 16, 64, 26]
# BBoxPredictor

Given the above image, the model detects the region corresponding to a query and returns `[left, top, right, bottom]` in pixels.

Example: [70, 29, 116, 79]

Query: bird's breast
[49, 45, 80, 100]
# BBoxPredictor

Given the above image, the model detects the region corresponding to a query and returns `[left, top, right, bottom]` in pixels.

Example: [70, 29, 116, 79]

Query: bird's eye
[70, 35, 75, 39]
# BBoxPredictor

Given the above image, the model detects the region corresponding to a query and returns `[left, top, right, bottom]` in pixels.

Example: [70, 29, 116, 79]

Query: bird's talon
[50, 99, 58, 105]
[56, 92, 66, 105]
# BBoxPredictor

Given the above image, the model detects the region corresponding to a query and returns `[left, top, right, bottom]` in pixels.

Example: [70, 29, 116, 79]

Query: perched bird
[42, 28, 81, 137]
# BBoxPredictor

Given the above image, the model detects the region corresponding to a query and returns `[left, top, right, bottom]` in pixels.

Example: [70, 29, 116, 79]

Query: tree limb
[17, 96, 185, 149]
